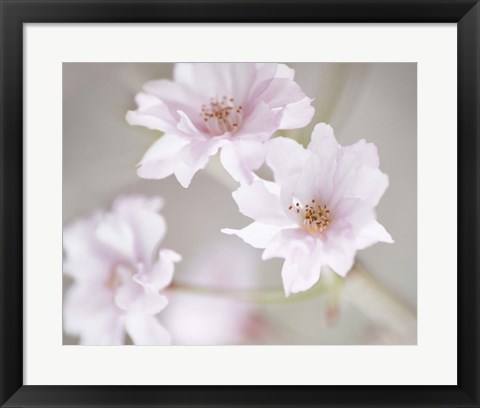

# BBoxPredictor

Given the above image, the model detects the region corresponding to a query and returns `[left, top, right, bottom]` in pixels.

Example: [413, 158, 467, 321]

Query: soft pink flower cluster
[64, 196, 180, 345]
[64, 63, 392, 345]
[126, 63, 314, 186]
[223, 123, 393, 295]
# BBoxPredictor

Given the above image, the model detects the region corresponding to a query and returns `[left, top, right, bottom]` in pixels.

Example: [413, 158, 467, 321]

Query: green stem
[169, 274, 344, 305]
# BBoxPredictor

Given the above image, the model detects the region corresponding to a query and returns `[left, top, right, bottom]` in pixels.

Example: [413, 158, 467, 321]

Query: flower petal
[111, 195, 166, 264]
[63, 215, 114, 282]
[254, 63, 295, 83]
[176, 110, 208, 137]
[249, 69, 313, 130]
[330, 136, 389, 207]
[231, 180, 292, 225]
[220, 140, 266, 184]
[126, 93, 179, 134]
[115, 270, 169, 315]
[322, 199, 382, 276]
[333, 164, 389, 208]
[64, 283, 124, 345]
[343, 138, 380, 168]
[307, 123, 340, 158]
[222, 222, 282, 249]
[349, 167, 389, 207]
[174, 137, 225, 188]
[355, 219, 394, 250]
[144, 249, 182, 290]
[180, 136, 225, 167]
[265, 136, 307, 186]
[137, 133, 189, 180]
[143, 79, 203, 115]
[322, 238, 356, 277]
[261, 227, 313, 261]
[237, 101, 279, 141]
[262, 229, 322, 295]
[95, 214, 136, 263]
[174, 161, 199, 188]
[257, 78, 308, 109]
[174, 63, 257, 104]
[125, 314, 171, 345]
[281, 247, 323, 296]
[163, 292, 256, 345]
[277, 96, 315, 129]
[333, 198, 376, 235]
[279, 154, 335, 214]
[173, 63, 196, 87]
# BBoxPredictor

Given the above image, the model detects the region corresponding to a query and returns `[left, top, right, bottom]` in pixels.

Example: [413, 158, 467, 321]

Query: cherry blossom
[223, 123, 393, 296]
[126, 63, 313, 187]
[63, 195, 181, 345]
[162, 241, 267, 345]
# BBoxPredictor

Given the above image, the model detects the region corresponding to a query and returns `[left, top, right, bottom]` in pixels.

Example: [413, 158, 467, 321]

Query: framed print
[0, 0, 479, 407]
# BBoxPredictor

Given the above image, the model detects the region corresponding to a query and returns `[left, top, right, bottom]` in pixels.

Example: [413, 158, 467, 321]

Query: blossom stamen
[288, 199, 331, 234]
[201, 96, 243, 136]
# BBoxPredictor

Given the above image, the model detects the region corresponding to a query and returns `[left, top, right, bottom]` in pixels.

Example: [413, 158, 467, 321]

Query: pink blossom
[161, 241, 268, 345]
[63, 195, 181, 345]
[162, 292, 265, 345]
[126, 63, 314, 187]
[222, 123, 393, 296]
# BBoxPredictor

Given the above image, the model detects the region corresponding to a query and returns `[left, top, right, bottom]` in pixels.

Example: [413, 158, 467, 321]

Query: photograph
[2, 1, 477, 405]
[62, 62, 417, 346]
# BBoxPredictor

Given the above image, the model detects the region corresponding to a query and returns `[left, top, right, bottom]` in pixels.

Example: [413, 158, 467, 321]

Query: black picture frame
[1, 1, 479, 407]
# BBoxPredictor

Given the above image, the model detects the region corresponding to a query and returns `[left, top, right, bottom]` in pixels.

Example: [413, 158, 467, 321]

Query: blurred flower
[162, 240, 268, 345]
[126, 63, 314, 187]
[162, 292, 265, 345]
[223, 123, 393, 296]
[63, 195, 181, 345]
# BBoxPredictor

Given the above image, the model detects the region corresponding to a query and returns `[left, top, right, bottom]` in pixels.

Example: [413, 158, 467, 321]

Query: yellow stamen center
[201, 96, 243, 136]
[288, 198, 331, 234]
